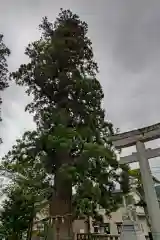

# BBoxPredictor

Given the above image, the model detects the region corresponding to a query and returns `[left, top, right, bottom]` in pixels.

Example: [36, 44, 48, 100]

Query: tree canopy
[0, 34, 10, 142]
[11, 8, 128, 217]
[0, 8, 129, 238]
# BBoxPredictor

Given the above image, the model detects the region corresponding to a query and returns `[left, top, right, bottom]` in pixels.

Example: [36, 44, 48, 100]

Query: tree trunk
[45, 218, 54, 240]
[27, 219, 34, 240]
[9, 233, 19, 240]
[49, 154, 73, 240]
[86, 216, 90, 234]
[27, 206, 34, 240]
[50, 177, 72, 240]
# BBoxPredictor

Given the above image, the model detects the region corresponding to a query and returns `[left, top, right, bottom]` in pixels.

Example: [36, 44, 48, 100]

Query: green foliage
[0, 34, 10, 143]
[0, 185, 34, 239]
[0, 131, 52, 239]
[120, 165, 130, 194]
[129, 168, 160, 199]
[0, 34, 10, 94]
[10, 8, 129, 222]
[11, 9, 105, 133]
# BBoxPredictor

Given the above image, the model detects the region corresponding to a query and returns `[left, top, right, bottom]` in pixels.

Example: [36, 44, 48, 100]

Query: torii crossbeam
[110, 123, 160, 240]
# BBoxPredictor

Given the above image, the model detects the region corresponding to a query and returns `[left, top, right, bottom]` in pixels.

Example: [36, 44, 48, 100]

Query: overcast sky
[1, 0, 160, 177]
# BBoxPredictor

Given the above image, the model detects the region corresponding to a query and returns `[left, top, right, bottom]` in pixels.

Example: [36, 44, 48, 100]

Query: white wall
[33, 194, 150, 236]
[88, 206, 149, 236]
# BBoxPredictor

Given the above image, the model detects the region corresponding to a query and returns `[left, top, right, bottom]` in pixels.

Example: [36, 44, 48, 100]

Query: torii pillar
[110, 123, 160, 240]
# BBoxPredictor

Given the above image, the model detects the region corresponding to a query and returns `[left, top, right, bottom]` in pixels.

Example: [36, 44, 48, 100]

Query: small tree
[0, 184, 50, 240]
[0, 131, 52, 239]
[0, 185, 35, 240]
[11, 9, 129, 238]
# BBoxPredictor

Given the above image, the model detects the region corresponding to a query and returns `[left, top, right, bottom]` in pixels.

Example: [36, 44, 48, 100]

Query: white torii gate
[110, 123, 160, 240]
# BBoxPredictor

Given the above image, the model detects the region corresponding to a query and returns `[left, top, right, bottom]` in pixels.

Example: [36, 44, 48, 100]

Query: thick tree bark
[49, 153, 73, 240]
[50, 175, 72, 240]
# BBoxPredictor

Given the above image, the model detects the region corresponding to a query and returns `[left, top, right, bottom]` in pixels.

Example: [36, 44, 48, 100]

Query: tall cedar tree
[0, 34, 10, 142]
[11, 9, 129, 238]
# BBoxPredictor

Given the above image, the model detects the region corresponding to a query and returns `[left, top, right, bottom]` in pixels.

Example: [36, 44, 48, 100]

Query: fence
[77, 233, 150, 240]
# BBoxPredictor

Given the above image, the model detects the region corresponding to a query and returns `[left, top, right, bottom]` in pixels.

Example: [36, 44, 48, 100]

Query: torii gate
[110, 123, 160, 240]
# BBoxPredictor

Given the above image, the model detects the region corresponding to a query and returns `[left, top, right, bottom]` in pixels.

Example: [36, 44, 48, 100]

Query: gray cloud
[1, 0, 160, 177]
